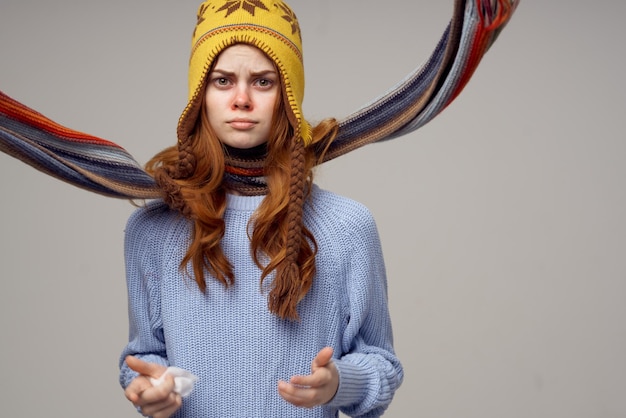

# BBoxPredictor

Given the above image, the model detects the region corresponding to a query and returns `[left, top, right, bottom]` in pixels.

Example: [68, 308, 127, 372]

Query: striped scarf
[0, 0, 519, 199]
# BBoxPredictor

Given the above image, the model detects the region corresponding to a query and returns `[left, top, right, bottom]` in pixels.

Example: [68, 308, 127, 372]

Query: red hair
[145, 85, 337, 320]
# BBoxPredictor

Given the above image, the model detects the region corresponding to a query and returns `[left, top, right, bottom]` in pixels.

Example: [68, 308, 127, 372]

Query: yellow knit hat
[177, 0, 311, 146]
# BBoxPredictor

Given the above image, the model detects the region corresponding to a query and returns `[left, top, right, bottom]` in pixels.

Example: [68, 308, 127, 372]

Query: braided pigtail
[266, 135, 309, 320]
[151, 135, 196, 217]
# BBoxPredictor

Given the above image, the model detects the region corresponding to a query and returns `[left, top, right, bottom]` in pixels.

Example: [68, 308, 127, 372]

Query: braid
[267, 136, 308, 320]
[150, 135, 197, 218]
[285, 137, 305, 267]
[176, 136, 196, 179]
[153, 167, 191, 218]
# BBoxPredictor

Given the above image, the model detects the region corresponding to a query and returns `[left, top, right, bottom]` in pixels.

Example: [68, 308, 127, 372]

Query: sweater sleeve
[326, 205, 404, 417]
[118, 205, 170, 389]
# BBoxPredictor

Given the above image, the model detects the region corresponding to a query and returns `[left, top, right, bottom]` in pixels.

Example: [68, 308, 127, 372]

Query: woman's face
[204, 44, 279, 149]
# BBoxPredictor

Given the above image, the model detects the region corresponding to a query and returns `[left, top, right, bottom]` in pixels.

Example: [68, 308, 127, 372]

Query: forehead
[213, 44, 276, 71]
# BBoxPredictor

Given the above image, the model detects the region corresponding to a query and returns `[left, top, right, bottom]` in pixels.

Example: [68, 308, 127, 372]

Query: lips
[228, 119, 257, 130]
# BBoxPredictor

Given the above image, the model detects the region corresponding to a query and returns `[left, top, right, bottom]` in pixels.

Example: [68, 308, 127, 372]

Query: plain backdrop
[1, 1, 625, 417]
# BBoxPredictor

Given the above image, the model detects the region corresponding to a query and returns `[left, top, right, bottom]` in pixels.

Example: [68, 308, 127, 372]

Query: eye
[255, 78, 275, 89]
[209, 75, 232, 88]
[215, 77, 229, 86]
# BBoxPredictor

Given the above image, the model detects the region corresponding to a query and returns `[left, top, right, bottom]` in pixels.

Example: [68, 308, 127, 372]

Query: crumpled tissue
[150, 367, 198, 397]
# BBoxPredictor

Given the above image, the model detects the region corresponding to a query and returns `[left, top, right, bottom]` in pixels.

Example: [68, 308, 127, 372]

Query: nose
[232, 87, 252, 110]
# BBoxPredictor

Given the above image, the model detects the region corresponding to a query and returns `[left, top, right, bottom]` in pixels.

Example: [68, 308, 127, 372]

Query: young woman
[119, 2, 402, 417]
[0, 0, 519, 416]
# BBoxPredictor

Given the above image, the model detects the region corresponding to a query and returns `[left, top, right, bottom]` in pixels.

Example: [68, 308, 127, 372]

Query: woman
[119, 1, 402, 417]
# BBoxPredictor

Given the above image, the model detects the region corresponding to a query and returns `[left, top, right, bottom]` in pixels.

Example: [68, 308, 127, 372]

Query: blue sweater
[119, 185, 403, 417]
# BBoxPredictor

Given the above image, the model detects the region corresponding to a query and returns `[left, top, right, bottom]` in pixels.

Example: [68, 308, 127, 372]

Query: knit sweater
[119, 185, 403, 417]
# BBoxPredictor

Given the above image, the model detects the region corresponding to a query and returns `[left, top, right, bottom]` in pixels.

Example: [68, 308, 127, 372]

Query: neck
[223, 142, 267, 160]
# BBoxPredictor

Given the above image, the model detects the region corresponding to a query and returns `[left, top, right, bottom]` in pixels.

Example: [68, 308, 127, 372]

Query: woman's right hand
[124, 355, 182, 418]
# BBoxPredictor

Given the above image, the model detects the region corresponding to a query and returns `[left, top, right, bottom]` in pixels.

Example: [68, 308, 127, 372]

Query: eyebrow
[210, 68, 277, 77]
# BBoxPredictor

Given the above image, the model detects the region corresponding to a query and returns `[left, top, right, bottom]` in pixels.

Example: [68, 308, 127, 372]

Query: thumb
[125, 355, 167, 379]
[312, 347, 334, 371]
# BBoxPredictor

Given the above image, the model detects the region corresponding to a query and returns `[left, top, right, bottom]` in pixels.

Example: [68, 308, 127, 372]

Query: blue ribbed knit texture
[119, 185, 403, 417]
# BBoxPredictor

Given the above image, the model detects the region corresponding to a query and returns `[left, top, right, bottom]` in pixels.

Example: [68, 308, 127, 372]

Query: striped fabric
[0, 0, 519, 199]
[0, 91, 159, 198]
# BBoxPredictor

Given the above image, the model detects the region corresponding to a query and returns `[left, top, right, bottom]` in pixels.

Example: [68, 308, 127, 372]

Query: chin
[222, 138, 266, 149]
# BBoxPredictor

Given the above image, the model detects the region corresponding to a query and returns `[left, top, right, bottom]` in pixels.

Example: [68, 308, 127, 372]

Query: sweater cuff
[326, 358, 370, 409]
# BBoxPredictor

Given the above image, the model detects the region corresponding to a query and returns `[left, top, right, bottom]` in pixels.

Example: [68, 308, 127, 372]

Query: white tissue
[150, 366, 198, 397]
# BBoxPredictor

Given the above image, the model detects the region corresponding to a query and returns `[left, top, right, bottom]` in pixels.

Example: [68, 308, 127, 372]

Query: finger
[289, 367, 331, 388]
[156, 394, 183, 418]
[278, 380, 319, 408]
[140, 392, 182, 418]
[139, 374, 177, 404]
[312, 347, 334, 370]
[125, 376, 153, 403]
[125, 355, 167, 379]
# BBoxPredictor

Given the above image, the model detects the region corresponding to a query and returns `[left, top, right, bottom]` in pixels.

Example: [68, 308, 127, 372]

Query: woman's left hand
[278, 346, 339, 408]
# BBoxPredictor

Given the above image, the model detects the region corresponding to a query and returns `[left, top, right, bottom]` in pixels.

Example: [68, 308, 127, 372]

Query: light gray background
[1, 1, 624, 417]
